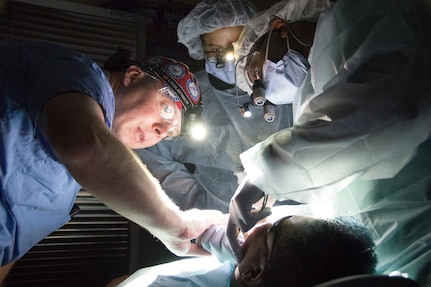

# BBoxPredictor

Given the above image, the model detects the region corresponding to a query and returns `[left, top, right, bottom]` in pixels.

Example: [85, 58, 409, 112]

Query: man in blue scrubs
[0, 41, 225, 282]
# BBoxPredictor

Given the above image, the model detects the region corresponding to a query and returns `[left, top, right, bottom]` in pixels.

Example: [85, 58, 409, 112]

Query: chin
[132, 140, 161, 150]
[118, 137, 146, 150]
[127, 143, 147, 150]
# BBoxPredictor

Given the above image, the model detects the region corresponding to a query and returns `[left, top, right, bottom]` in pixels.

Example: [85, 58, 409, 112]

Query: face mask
[205, 58, 236, 85]
[263, 50, 309, 105]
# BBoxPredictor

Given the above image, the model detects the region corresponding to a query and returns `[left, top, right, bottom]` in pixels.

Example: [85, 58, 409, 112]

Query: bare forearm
[56, 133, 228, 256]
[62, 130, 182, 235]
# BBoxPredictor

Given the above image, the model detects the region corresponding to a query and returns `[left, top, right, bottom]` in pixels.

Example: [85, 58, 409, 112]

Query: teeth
[138, 129, 143, 141]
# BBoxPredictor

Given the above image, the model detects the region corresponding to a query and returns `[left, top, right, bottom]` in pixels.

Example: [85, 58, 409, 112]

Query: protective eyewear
[267, 215, 293, 260]
[157, 86, 182, 140]
[158, 86, 206, 140]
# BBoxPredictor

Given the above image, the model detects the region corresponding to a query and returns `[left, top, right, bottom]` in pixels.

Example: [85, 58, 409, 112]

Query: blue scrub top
[0, 41, 115, 264]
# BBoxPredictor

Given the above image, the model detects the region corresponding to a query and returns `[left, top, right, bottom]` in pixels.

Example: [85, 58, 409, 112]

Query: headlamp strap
[104, 47, 196, 112]
[143, 63, 194, 111]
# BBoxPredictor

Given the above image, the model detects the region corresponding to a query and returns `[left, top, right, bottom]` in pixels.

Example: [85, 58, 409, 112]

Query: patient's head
[230, 216, 377, 287]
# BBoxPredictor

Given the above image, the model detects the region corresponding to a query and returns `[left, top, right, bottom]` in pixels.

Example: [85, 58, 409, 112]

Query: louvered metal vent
[1, 0, 146, 285]
[5, 191, 131, 287]
[7, 0, 145, 65]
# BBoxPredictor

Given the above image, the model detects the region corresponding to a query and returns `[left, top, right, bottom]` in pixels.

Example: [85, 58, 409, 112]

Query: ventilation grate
[4, 191, 131, 287]
[7, 0, 145, 65]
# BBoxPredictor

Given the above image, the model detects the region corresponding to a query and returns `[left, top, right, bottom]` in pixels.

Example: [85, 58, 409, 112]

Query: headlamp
[263, 102, 276, 122]
[251, 78, 266, 106]
[239, 100, 277, 123]
[205, 48, 235, 68]
[225, 51, 235, 61]
[235, 28, 281, 123]
[240, 103, 252, 118]
[145, 60, 206, 140]
[184, 107, 206, 140]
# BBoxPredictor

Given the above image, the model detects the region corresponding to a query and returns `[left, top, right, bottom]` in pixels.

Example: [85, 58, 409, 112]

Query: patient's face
[231, 216, 317, 287]
[244, 216, 316, 261]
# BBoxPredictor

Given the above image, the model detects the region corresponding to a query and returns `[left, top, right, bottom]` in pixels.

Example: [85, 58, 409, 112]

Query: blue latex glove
[196, 224, 236, 263]
[226, 175, 272, 261]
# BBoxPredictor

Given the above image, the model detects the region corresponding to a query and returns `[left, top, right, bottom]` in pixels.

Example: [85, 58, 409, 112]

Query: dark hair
[263, 216, 377, 287]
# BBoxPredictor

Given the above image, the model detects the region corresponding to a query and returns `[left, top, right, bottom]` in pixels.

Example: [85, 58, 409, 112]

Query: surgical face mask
[263, 50, 309, 105]
[205, 58, 236, 85]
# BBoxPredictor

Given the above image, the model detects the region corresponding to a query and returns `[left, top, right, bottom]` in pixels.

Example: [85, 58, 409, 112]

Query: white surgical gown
[117, 257, 234, 287]
[332, 138, 431, 287]
[239, 1, 431, 285]
[240, 0, 431, 203]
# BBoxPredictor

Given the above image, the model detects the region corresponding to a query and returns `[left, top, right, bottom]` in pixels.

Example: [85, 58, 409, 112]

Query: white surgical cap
[177, 0, 257, 60]
[234, 0, 331, 95]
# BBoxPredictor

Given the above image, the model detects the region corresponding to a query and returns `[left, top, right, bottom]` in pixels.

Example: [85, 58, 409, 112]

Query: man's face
[112, 73, 181, 149]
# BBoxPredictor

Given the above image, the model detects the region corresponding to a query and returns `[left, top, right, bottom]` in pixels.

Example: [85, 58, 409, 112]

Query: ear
[123, 65, 143, 87]
[270, 18, 289, 39]
[240, 265, 265, 286]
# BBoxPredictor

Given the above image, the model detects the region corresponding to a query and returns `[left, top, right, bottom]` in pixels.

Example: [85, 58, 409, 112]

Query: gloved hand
[196, 224, 236, 263]
[153, 209, 227, 258]
[227, 176, 272, 261]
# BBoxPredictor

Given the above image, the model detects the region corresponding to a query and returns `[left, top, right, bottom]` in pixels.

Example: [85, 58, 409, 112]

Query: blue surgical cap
[177, 0, 257, 60]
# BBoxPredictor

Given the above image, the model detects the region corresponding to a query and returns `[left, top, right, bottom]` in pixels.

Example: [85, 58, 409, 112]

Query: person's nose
[152, 122, 173, 138]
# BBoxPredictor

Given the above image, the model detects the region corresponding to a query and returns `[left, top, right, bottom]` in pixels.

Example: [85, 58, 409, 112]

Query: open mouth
[137, 127, 144, 142]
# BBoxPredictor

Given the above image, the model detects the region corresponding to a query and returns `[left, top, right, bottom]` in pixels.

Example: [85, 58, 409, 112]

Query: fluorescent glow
[117, 257, 223, 286]
[308, 200, 336, 218]
[389, 271, 410, 278]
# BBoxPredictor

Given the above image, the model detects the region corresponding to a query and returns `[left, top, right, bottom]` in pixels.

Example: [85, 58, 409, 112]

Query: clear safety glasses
[266, 215, 293, 260]
[204, 48, 235, 68]
[157, 86, 182, 140]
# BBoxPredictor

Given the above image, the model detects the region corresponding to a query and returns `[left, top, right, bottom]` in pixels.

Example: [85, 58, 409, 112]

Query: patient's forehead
[282, 215, 316, 225]
[275, 216, 320, 237]
[267, 215, 317, 229]
[268, 216, 319, 255]
[244, 215, 317, 246]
